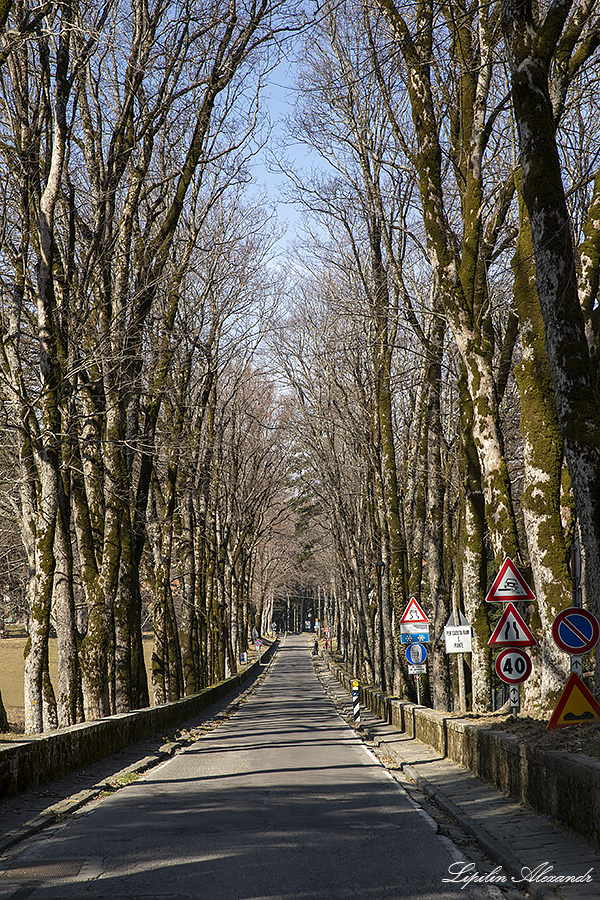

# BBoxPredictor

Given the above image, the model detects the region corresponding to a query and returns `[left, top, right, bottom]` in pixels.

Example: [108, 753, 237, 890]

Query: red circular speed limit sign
[495, 648, 532, 685]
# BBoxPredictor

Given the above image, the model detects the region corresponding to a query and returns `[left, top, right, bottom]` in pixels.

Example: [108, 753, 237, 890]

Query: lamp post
[375, 560, 386, 692]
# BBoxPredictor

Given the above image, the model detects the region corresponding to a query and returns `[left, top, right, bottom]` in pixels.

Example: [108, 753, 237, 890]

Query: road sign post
[568, 537, 583, 608]
[405, 643, 427, 705]
[485, 560, 536, 716]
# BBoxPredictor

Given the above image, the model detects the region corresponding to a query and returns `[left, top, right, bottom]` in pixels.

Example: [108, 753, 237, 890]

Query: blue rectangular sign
[400, 633, 429, 644]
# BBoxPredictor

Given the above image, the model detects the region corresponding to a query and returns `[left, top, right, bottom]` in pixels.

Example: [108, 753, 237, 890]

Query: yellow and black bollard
[352, 679, 360, 726]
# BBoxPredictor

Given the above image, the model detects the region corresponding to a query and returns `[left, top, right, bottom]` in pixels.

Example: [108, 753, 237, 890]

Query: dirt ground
[457, 710, 600, 760]
[1, 706, 25, 736]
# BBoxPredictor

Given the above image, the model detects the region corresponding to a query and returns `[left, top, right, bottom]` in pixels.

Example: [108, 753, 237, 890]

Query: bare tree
[501, 0, 600, 669]
[0, 0, 298, 731]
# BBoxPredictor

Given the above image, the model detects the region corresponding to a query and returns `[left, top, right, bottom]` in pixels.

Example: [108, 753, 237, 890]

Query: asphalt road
[0, 637, 507, 900]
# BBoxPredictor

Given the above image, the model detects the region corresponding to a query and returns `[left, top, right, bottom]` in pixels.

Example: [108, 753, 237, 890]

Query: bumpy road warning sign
[547, 672, 600, 731]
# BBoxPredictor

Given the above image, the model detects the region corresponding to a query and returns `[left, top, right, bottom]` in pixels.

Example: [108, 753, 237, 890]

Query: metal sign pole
[569, 537, 583, 608]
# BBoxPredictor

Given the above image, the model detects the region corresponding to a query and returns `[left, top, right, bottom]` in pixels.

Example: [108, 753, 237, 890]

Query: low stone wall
[0, 643, 275, 801]
[326, 657, 600, 849]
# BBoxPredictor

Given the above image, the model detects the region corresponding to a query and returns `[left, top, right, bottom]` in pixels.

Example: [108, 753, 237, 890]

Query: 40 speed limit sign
[495, 648, 532, 685]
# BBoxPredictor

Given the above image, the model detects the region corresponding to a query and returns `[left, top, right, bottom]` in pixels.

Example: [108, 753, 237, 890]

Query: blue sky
[250, 51, 308, 251]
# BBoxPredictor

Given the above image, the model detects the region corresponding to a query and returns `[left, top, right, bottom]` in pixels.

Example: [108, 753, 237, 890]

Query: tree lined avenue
[1, 0, 600, 730]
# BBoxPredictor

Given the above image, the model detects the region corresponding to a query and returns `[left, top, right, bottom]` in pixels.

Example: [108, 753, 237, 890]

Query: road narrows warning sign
[488, 602, 537, 647]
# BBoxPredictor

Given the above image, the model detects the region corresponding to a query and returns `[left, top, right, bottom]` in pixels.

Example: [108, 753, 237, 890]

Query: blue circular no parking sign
[552, 608, 600, 655]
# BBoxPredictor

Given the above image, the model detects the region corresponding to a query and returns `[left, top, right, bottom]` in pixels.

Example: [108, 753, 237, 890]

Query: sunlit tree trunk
[425, 310, 451, 709]
[180, 490, 199, 694]
[23, 1, 74, 732]
[375, 0, 521, 569]
[502, 0, 600, 659]
[458, 370, 492, 713]
[54, 492, 82, 726]
[511, 176, 571, 710]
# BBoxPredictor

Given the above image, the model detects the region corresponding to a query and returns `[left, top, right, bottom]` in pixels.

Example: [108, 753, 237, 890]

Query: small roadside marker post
[352, 680, 360, 726]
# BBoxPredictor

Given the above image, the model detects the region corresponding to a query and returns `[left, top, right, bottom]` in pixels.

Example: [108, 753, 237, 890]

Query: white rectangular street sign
[571, 656, 583, 677]
[509, 686, 520, 712]
[401, 620, 430, 635]
[444, 625, 472, 653]
[408, 664, 427, 675]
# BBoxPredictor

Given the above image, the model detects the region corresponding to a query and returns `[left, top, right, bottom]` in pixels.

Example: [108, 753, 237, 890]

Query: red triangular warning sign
[485, 557, 535, 602]
[547, 672, 600, 731]
[488, 602, 537, 647]
[400, 597, 429, 625]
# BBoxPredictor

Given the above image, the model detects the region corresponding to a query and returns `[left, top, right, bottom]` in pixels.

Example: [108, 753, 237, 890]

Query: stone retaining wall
[327, 657, 600, 850]
[0, 644, 275, 801]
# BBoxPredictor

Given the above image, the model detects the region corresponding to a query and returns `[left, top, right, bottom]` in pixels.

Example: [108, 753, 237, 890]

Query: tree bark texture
[511, 175, 572, 709]
[502, 0, 600, 645]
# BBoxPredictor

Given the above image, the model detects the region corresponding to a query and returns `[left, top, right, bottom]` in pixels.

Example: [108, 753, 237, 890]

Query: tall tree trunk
[426, 310, 451, 710]
[54, 495, 82, 726]
[25, 494, 58, 733]
[511, 175, 571, 710]
[502, 1, 600, 667]
[458, 369, 492, 713]
[405, 381, 428, 601]
[180, 490, 199, 694]
[24, 0, 73, 733]
[376, 0, 522, 568]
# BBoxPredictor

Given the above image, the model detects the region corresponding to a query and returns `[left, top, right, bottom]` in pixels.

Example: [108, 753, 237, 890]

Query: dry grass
[0, 635, 154, 735]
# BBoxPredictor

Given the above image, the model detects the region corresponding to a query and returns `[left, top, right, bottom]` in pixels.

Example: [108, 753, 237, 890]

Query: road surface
[0, 637, 509, 899]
